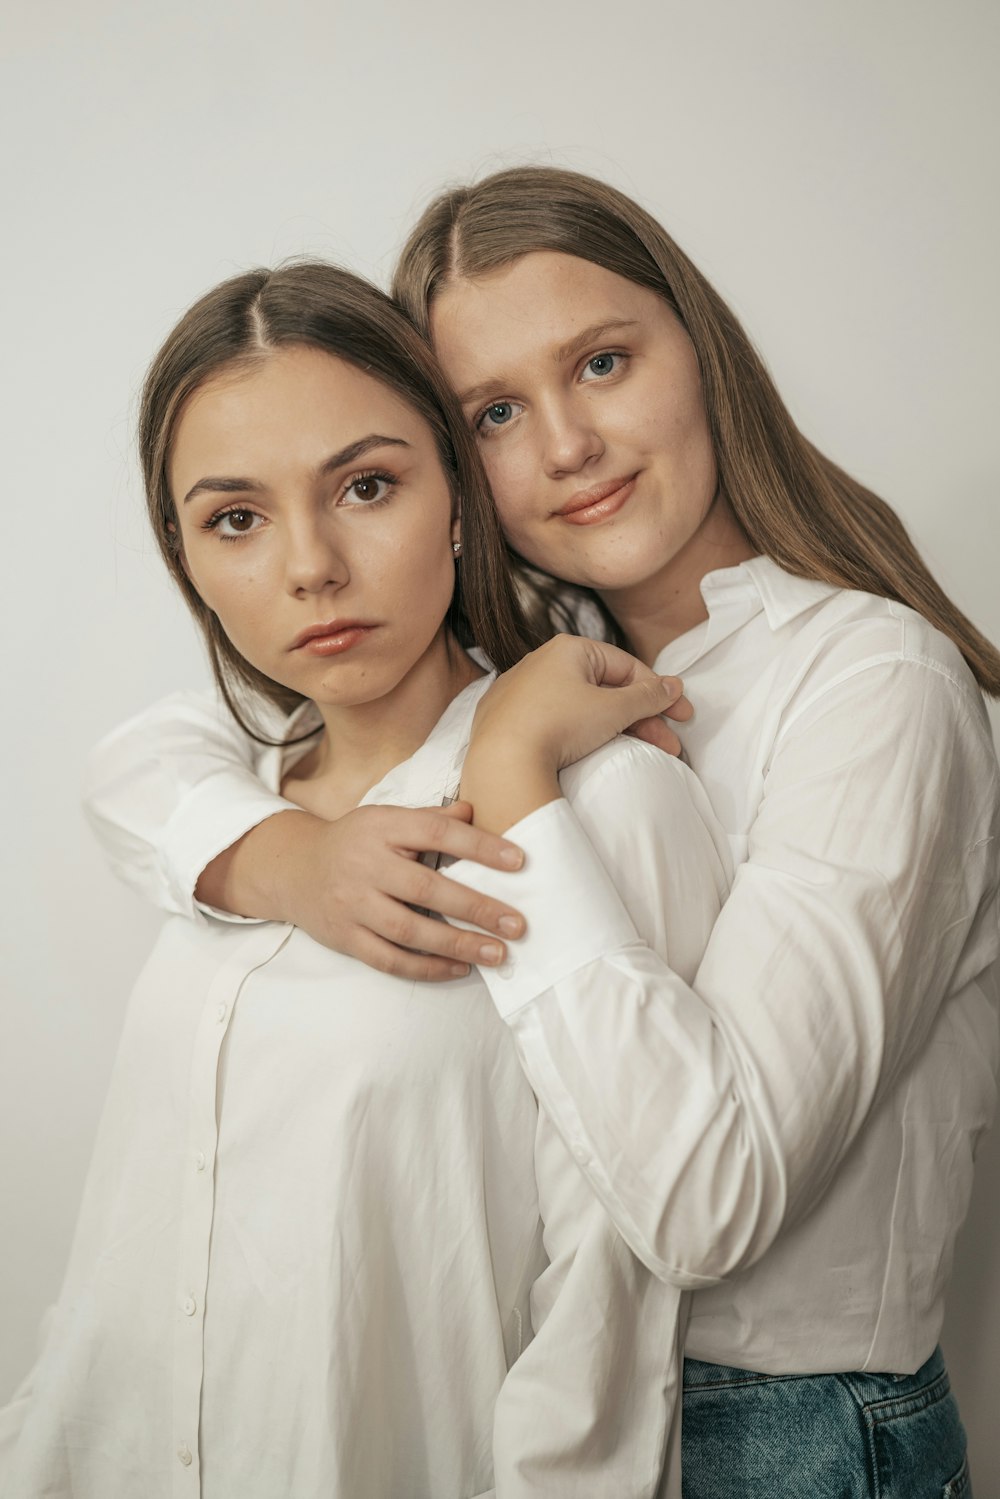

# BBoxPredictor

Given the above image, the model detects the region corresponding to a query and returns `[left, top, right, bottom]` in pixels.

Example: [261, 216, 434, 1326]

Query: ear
[167, 520, 193, 583]
[450, 503, 462, 554]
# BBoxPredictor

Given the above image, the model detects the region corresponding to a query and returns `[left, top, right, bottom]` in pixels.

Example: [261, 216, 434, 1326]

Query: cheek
[479, 440, 537, 542]
[185, 552, 269, 641]
[379, 527, 454, 621]
[643, 367, 714, 468]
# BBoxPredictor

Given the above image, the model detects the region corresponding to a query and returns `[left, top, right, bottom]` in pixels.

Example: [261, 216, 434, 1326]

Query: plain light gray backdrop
[2, 0, 998, 1481]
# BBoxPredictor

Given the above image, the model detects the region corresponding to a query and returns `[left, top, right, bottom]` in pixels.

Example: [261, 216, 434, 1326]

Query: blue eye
[476, 400, 525, 436]
[581, 352, 624, 381]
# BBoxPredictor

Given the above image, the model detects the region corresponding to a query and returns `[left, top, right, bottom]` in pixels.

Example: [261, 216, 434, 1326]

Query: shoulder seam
[775, 650, 977, 748]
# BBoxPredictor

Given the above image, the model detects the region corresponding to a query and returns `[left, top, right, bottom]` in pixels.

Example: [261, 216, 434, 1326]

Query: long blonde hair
[393, 166, 1000, 694]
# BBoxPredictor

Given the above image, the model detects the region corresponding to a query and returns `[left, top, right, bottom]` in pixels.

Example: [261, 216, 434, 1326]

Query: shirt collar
[654, 556, 841, 675]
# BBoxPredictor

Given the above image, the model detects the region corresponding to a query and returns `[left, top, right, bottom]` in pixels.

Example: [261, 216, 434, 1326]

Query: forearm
[195, 808, 323, 920]
[459, 747, 560, 835]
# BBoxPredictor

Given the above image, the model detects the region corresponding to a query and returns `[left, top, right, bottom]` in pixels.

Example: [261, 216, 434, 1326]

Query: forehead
[171, 345, 430, 476]
[429, 251, 666, 383]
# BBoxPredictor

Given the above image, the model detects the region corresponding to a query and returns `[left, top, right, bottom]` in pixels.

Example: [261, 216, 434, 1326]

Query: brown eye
[343, 474, 393, 505]
[211, 507, 262, 538]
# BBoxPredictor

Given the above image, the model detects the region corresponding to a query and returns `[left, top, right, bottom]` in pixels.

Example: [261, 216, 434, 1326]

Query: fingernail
[660, 675, 683, 692]
[497, 915, 521, 936]
[500, 847, 523, 868]
[479, 941, 504, 964]
[451, 963, 470, 977]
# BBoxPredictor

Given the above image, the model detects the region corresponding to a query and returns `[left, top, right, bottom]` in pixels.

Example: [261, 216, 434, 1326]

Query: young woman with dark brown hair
[0, 260, 731, 1498]
[82, 170, 999, 1496]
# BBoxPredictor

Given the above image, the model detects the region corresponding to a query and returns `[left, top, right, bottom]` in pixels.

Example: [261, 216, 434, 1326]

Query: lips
[290, 620, 376, 655]
[554, 473, 638, 525]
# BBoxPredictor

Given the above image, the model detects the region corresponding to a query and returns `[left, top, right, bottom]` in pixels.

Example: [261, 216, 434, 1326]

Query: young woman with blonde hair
[83, 169, 1000, 1496]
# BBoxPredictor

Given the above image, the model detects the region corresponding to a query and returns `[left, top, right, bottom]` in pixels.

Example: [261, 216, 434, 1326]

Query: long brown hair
[140, 261, 541, 740]
[393, 166, 1000, 694]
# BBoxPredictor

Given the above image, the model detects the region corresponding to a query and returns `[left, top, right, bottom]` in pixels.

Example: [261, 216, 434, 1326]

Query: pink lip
[554, 473, 638, 526]
[291, 620, 377, 655]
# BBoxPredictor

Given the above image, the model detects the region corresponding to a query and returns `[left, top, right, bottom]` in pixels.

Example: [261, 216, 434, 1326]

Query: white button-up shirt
[76, 559, 1000, 1383]
[3, 677, 731, 1498]
[448, 559, 1000, 1374]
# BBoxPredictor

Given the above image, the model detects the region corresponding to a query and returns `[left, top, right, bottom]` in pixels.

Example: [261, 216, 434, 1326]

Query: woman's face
[429, 251, 723, 597]
[171, 344, 461, 711]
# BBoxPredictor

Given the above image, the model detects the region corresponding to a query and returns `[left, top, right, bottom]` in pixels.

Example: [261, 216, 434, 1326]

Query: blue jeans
[681, 1346, 970, 1497]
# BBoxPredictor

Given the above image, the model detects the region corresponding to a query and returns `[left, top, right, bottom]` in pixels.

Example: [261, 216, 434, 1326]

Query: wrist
[198, 809, 320, 923]
[460, 747, 561, 836]
[256, 810, 327, 924]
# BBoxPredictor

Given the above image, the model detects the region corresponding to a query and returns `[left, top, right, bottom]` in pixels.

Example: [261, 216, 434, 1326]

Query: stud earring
[452, 540, 463, 556]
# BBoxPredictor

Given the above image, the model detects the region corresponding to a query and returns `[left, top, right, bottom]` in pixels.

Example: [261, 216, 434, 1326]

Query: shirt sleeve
[81, 689, 295, 922]
[445, 661, 1000, 1289]
[490, 738, 717, 1496]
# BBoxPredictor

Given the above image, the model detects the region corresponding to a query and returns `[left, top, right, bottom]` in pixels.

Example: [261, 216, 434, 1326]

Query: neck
[599, 492, 756, 664]
[285, 630, 483, 818]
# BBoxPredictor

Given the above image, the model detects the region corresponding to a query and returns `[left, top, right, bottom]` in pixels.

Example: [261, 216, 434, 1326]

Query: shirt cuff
[160, 772, 297, 924]
[443, 797, 638, 1019]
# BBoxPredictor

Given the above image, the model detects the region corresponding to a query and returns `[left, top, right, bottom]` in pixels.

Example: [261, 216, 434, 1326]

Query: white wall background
[2, 0, 998, 1480]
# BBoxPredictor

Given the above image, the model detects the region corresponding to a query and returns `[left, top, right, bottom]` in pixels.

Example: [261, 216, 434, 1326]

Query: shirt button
[177, 1444, 193, 1466]
[574, 1145, 590, 1165]
[216, 1003, 228, 1022]
[182, 1295, 197, 1316]
[194, 1150, 206, 1171]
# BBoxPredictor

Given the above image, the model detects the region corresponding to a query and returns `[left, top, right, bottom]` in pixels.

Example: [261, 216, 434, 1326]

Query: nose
[538, 392, 604, 478]
[284, 513, 349, 598]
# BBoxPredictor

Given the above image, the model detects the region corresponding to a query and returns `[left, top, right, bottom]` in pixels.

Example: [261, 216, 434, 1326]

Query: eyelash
[202, 505, 264, 542]
[341, 469, 398, 507]
[473, 350, 630, 437]
[201, 469, 400, 541]
[580, 350, 628, 382]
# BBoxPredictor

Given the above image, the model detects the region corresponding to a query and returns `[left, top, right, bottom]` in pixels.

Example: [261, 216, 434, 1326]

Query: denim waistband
[682, 1343, 944, 1391]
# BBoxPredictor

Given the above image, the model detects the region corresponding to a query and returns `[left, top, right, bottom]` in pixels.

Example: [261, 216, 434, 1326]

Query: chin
[569, 551, 676, 594]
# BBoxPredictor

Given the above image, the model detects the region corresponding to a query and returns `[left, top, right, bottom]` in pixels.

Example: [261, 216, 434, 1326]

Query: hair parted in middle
[139, 260, 543, 741]
[392, 165, 1000, 693]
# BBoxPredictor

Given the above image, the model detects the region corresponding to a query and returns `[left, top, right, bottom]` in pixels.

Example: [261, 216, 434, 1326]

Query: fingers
[662, 691, 694, 722]
[578, 637, 654, 689]
[367, 893, 511, 970]
[352, 930, 473, 983]
[627, 716, 684, 756]
[385, 806, 525, 871]
[397, 862, 526, 940]
[611, 672, 686, 730]
[436, 800, 474, 822]
[579, 641, 688, 717]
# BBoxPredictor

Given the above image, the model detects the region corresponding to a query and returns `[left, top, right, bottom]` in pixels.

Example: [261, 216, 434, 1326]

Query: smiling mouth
[554, 473, 638, 525]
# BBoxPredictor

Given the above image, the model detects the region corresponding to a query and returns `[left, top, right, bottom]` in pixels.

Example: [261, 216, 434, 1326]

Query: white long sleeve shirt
[3, 676, 731, 1499]
[76, 558, 1000, 1382]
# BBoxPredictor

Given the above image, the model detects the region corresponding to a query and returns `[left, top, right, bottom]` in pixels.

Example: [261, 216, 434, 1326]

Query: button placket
[171, 925, 292, 1496]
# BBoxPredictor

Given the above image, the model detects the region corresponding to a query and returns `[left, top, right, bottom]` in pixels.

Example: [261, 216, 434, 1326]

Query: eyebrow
[555, 318, 640, 363]
[455, 319, 641, 407]
[181, 433, 412, 505]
